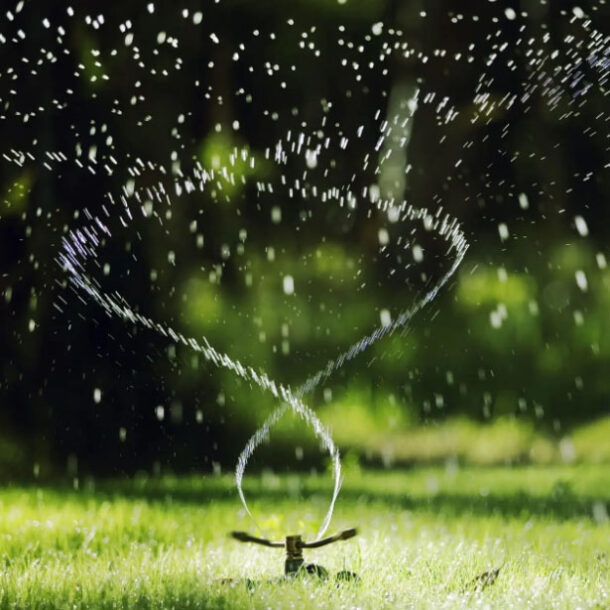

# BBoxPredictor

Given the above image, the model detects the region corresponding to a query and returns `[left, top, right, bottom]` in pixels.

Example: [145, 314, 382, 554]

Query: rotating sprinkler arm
[230, 528, 357, 549]
[229, 528, 359, 579]
[230, 531, 285, 548]
[301, 528, 357, 548]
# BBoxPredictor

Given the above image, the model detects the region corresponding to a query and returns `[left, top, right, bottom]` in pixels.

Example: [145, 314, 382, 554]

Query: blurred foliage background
[0, 0, 608, 480]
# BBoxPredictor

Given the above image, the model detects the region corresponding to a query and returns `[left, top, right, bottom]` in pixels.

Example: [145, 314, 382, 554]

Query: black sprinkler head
[226, 528, 359, 584]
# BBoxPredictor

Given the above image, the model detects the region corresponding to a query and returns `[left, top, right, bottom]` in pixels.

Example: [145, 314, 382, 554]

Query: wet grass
[1, 465, 609, 609]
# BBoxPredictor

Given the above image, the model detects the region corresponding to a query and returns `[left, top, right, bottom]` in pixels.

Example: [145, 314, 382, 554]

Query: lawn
[1, 465, 609, 609]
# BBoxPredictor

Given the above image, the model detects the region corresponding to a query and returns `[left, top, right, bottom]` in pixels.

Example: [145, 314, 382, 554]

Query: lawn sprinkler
[224, 528, 359, 585]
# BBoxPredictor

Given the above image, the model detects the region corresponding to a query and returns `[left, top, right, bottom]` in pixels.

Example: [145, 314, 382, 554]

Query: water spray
[1, 0, 604, 588]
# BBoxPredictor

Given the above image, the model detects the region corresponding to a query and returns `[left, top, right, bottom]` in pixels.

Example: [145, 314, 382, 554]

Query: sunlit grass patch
[571, 417, 610, 463]
[315, 401, 610, 467]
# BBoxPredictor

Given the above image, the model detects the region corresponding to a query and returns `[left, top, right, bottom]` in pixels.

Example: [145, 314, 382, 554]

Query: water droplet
[378, 228, 389, 245]
[380, 309, 392, 327]
[574, 215, 589, 237]
[518, 193, 529, 209]
[283, 275, 295, 295]
[412, 244, 424, 262]
[498, 223, 509, 241]
[575, 270, 588, 292]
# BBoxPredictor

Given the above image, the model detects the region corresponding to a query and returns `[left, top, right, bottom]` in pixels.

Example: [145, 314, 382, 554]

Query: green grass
[1, 465, 609, 609]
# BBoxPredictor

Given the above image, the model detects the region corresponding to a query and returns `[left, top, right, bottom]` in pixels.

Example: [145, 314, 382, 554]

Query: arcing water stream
[1, 0, 607, 538]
